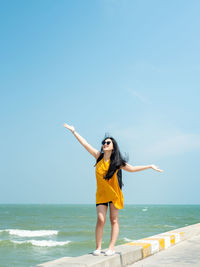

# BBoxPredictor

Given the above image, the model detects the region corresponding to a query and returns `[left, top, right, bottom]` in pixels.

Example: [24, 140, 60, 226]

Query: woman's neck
[104, 151, 112, 161]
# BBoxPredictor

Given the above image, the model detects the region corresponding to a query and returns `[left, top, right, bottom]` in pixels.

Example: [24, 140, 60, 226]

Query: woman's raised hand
[63, 123, 75, 133]
[150, 164, 163, 172]
[63, 122, 100, 159]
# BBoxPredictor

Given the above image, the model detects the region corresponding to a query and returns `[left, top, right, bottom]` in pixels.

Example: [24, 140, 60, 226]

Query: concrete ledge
[35, 222, 200, 267]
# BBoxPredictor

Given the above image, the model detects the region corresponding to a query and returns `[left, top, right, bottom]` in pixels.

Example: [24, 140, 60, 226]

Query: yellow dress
[95, 157, 124, 209]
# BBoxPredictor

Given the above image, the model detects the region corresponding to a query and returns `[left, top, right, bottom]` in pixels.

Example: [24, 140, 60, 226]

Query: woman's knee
[110, 216, 118, 225]
[97, 214, 106, 225]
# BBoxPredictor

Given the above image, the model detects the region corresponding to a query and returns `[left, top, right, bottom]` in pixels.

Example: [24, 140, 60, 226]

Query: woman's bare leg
[95, 205, 108, 250]
[108, 202, 119, 251]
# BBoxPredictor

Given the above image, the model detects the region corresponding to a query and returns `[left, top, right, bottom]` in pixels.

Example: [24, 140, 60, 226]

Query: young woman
[63, 123, 163, 256]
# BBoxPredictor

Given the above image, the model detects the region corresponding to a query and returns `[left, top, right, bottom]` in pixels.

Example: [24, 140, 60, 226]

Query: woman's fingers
[151, 164, 164, 172]
[63, 123, 70, 129]
[63, 123, 75, 132]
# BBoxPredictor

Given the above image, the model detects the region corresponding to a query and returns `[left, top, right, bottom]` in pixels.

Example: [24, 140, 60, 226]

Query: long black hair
[94, 136, 128, 189]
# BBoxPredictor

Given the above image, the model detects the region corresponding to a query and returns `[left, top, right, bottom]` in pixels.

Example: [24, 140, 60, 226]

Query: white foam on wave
[164, 224, 175, 228]
[123, 237, 133, 242]
[142, 208, 148, 212]
[13, 239, 71, 247]
[0, 229, 58, 237]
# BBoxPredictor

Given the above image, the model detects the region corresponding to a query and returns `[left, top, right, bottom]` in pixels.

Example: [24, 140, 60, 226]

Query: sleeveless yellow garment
[95, 157, 124, 209]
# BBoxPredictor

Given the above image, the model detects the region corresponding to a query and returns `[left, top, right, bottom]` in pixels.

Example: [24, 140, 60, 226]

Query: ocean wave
[0, 239, 12, 246]
[12, 239, 71, 247]
[164, 224, 175, 228]
[142, 208, 148, 212]
[123, 237, 133, 242]
[0, 229, 58, 237]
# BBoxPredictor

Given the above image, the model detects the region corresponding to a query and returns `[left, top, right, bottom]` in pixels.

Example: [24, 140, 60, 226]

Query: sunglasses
[102, 140, 111, 146]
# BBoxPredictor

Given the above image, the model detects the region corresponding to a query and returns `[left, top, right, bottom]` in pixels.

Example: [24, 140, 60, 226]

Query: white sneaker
[105, 249, 115, 256]
[93, 249, 101, 256]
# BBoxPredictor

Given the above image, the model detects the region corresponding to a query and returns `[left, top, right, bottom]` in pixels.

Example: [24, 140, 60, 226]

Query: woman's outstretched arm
[63, 123, 101, 159]
[121, 163, 163, 173]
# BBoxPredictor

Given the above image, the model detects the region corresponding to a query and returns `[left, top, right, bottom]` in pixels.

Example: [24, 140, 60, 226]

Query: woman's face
[102, 138, 114, 152]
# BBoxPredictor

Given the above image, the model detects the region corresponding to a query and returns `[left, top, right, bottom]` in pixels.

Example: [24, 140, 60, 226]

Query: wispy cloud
[109, 123, 200, 160]
[128, 89, 150, 104]
[144, 133, 200, 158]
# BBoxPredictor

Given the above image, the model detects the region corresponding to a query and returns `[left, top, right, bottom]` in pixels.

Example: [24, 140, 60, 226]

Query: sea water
[0, 204, 200, 267]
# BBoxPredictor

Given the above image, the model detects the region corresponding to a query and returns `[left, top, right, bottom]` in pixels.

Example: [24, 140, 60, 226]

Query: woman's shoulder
[96, 153, 106, 165]
[95, 151, 101, 160]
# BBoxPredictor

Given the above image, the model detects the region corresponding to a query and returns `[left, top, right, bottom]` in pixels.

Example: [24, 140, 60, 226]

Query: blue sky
[0, 0, 200, 204]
